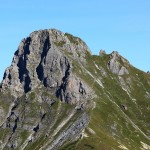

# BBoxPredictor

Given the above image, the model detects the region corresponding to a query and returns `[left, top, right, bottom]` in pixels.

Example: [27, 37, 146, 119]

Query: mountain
[0, 29, 150, 150]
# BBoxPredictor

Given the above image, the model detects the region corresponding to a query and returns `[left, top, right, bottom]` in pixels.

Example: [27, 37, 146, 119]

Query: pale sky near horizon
[0, 0, 150, 81]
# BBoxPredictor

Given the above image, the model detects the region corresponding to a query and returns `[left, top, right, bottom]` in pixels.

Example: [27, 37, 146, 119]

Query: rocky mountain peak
[1, 29, 92, 102]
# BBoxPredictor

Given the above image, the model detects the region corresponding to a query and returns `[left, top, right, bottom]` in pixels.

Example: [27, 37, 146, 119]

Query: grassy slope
[60, 53, 150, 150]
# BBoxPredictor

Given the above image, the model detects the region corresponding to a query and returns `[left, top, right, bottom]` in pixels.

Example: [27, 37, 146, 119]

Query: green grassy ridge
[65, 53, 150, 149]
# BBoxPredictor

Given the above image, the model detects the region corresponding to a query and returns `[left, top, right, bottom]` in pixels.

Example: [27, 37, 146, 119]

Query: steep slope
[0, 29, 150, 150]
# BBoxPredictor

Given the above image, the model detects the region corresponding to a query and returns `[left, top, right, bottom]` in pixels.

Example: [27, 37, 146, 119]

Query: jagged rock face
[108, 51, 129, 75]
[48, 113, 89, 150]
[1, 29, 92, 104]
[57, 74, 92, 104]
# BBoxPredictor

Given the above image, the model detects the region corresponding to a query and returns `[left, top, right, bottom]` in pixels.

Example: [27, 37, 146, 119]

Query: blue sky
[0, 0, 150, 81]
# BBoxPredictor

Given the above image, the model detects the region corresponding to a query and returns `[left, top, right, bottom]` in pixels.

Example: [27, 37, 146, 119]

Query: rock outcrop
[99, 50, 106, 56]
[107, 51, 129, 75]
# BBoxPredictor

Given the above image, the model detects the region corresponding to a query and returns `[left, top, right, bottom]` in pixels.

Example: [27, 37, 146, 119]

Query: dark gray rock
[121, 104, 128, 110]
